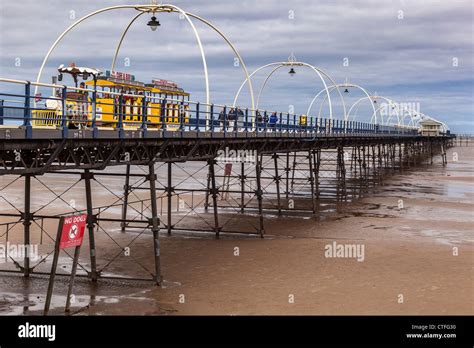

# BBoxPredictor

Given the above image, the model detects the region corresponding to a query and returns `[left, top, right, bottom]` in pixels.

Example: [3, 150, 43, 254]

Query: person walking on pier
[228, 107, 237, 132]
[218, 108, 227, 131]
[236, 107, 244, 132]
[256, 111, 264, 131]
[268, 111, 278, 131]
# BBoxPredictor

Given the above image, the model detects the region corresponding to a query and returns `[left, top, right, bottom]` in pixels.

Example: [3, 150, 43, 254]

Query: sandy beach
[0, 146, 472, 315]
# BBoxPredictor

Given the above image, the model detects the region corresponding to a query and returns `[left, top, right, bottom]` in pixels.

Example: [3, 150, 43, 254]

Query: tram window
[103, 86, 110, 99]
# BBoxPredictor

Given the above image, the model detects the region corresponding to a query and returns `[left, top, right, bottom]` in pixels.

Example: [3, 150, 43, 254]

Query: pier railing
[0, 77, 425, 139]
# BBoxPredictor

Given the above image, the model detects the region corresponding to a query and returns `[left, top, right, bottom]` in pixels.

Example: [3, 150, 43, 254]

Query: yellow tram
[33, 64, 190, 130]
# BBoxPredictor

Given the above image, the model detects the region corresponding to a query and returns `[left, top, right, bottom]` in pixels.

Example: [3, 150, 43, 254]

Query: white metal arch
[34, 4, 209, 107]
[255, 65, 281, 110]
[353, 95, 402, 126]
[234, 61, 345, 121]
[307, 83, 375, 123]
[186, 12, 255, 112]
[110, 7, 255, 111]
[374, 103, 401, 126]
[347, 95, 401, 125]
[111, 12, 144, 72]
[34, 3, 256, 118]
[399, 107, 417, 127]
[254, 64, 347, 121]
[233, 63, 276, 107]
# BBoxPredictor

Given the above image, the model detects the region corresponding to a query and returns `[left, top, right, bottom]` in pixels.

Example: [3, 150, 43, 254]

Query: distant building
[420, 119, 443, 136]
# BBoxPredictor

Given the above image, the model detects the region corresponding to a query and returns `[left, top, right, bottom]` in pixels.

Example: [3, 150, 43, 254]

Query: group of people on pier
[218, 108, 280, 131]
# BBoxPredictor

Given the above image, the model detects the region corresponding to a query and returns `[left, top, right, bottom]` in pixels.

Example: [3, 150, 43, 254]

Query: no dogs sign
[44, 213, 88, 315]
[59, 214, 87, 249]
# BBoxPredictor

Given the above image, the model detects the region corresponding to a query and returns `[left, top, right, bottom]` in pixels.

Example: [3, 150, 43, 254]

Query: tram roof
[86, 78, 190, 96]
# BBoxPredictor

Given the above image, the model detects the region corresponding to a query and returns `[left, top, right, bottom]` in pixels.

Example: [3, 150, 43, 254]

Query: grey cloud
[0, 0, 472, 132]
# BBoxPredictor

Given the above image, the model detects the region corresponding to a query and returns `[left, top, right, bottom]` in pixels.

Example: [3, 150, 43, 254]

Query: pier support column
[336, 146, 347, 203]
[308, 150, 316, 213]
[377, 144, 383, 185]
[398, 143, 403, 172]
[285, 152, 290, 198]
[389, 144, 395, 172]
[371, 145, 376, 177]
[350, 146, 355, 175]
[362, 146, 368, 191]
[166, 162, 173, 235]
[255, 154, 265, 238]
[83, 169, 98, 282]
[413, 142, 418, 166]
[207, 159, 221, 238]
[204, 163, 211, 212]
[441, 142, 447, 166]
[240, 162, 246, 213]
[148, 162, 161, 285]
[351, 146, 358, 198]
[272, 153, 282, 215]
[121, 164, 131, 232]
[314, 149, 321, 209]
[22, 174, 32, 277]
[403, 142, 409, 169]
[290, 152, 297, 194]
[357, 146, 363, 195]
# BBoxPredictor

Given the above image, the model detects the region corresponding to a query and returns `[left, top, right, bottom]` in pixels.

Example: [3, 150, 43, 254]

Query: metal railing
[0, 77, 425, 139]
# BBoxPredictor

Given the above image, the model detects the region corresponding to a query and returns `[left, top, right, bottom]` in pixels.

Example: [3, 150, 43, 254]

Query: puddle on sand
[0, 287, 168, 315]
[0, 292, 97, 315]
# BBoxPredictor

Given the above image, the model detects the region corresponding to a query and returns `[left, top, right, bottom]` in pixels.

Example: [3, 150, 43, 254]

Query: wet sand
[0, 146, 472, 315]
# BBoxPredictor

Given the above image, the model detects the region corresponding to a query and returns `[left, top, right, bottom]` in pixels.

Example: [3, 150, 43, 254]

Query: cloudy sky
[0, 0, 472, 132]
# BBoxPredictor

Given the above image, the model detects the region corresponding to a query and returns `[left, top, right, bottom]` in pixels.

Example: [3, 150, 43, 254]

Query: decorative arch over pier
[232, 54, 346, 121]
[34, 3, 255, 113]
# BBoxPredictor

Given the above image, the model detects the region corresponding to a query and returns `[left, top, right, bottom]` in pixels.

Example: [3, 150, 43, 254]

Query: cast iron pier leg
[84, 169, 98, 282]
[308, 150, 316, 213]
[148, 162, 161, 285]
[23, 174, 31, 277]
[240, 162, 245, 213]
[273, 153, 282, 215]
[314, 149, 321, 212]
[204, 163, 211, 212]
[121, 164, 131, 232]
[167, 162, 173, 235]
[255, 154, 265, 238]
[208, 159, 221, 238]
[285, 152, 290, 198]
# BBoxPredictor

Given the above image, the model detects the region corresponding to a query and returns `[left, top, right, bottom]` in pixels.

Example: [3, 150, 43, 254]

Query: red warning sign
[224, 163, 233, 176]
[59, 214, 87, 249]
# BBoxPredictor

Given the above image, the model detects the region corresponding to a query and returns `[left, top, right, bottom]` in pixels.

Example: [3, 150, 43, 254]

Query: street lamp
[147, 16, 160, 31]
[289, 67, 296, 76]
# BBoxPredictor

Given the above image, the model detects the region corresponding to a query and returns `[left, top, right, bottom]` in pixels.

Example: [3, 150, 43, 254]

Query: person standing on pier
[218, 108, 227, 131]
[269, 111, 278, 131]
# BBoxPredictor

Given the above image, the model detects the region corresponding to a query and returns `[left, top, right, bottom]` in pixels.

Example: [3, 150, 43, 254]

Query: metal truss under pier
[0, 133, 454, 284]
